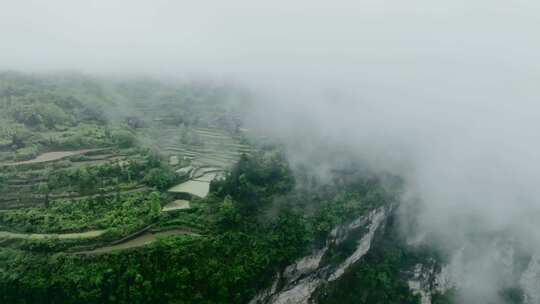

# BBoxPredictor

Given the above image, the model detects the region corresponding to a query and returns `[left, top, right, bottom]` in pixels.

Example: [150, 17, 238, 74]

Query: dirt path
[1, 149, 107, 166]
[0, 229, 106, 240]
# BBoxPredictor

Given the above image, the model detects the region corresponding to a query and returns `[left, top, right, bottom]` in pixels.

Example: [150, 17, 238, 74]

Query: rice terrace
[0, 72, 253, 256]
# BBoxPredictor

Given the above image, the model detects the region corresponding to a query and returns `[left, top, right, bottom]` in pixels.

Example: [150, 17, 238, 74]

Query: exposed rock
[282, 248, 327, 283]
[250, 206, 390, 304]
[328, 208, 387, 282]
[520, 252, 540, 304]
[408, 263, 434, 304]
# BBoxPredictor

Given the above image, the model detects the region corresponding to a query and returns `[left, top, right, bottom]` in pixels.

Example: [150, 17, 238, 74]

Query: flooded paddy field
[192, 172, 217, 183]
[169, 180, 210, 198]
[162, 200, 191, 212]
[154, 126, 252, 171]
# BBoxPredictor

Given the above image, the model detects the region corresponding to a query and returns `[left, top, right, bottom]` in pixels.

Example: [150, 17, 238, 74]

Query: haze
[3, 1, 540, 302]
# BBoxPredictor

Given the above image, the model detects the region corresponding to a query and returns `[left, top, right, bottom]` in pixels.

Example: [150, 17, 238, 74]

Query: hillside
[0, 72, 456, 304]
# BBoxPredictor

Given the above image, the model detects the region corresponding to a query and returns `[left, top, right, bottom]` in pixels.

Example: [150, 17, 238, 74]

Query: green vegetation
[0, 148, 176, 210]
[0, 72, 432, 303]
[0, 141, 403, 303]
[0, 84, 109, 162]
[0, 192, 161, 234]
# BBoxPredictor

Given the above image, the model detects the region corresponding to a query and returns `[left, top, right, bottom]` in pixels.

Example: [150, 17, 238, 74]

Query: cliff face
[251, 198, 540, 304]
[250, 206, 393, 304]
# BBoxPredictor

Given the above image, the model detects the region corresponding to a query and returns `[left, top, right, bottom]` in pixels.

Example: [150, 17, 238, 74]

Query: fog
[3, 1, 540, 302]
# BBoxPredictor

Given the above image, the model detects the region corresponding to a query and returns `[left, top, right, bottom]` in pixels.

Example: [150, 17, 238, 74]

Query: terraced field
[0, 148, 145, 210]
[155, 127, 252, 170]
[169, 179, 211, 198]
[0, 111, 253, 255]
[0, 73, 255, 263]
[151, 126, 252, 200]
[0, 127, 250, 253]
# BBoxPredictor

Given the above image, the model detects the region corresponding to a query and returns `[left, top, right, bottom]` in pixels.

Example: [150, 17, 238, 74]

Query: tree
[0, 123, 32, 148]
[111, 129, 136, 148]
[37, 182, 50, 208]
[34, 103, 72, 129]
[0, 175, 6, 193]
[143, 168, 176, 191]
[148, 191, 162, 219]
[113, 177, 121, 201]
[77, 167, 97, 205]
[215, 195, 241, 229]
[215, 150, 295, 215]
